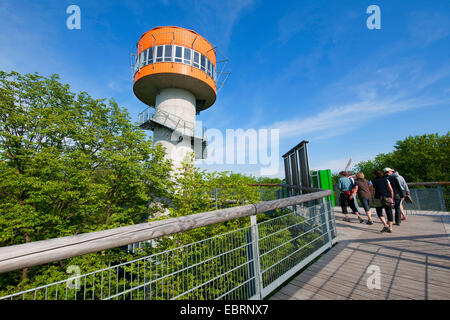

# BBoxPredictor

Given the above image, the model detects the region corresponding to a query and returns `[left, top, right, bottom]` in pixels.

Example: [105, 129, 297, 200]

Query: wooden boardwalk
[270, 209, 450, 300]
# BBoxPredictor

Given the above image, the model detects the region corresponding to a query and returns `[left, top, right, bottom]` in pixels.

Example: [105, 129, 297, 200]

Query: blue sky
[1, 0, 449, 177]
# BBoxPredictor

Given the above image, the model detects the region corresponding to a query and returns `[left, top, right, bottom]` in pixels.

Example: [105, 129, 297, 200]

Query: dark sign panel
[282, 140, 311, 193]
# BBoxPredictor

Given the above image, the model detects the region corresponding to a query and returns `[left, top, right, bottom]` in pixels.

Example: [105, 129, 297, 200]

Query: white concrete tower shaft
[152, 88, 196, 167]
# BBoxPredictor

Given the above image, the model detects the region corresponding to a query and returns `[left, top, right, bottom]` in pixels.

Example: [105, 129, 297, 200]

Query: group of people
[337, 168, 410, 233]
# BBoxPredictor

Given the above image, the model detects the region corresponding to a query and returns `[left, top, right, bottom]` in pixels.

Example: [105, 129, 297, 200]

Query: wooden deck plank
[291, 274, 388, 300]
[296, 269, 415, 300]
[309, 248, 450, 272]
[298, 265, 430, 299]
[269, 209, 450, 300]
[303, 261, 450, 291]
[310, 252, 450, 278]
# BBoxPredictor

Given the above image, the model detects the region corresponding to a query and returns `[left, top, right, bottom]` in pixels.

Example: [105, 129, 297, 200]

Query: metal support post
[250, 215, 263, 299]
[214, 188, 218, 209]
[322, 197, 333, 248]
[413, 189, 421, 210]
[437, 185, 447, 212]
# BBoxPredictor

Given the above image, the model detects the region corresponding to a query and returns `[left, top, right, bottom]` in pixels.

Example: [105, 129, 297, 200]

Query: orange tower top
[133, 26, 217, 111]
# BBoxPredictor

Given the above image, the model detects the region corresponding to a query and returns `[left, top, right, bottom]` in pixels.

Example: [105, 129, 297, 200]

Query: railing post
[413, 189, 421, 210]
[437, 185, 447, 212]
[322, 197, 333, 248]
[250, 215, 263, 299]
[214, 188, 218, 209]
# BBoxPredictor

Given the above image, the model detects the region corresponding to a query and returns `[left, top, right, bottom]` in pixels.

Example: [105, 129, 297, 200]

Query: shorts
[359, 197, 371, 212]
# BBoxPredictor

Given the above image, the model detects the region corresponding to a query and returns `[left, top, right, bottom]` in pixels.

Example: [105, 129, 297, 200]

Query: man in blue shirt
[338, 171, 364, 223]
[384, 168, 404, 226]
[392, 170, 409, 221]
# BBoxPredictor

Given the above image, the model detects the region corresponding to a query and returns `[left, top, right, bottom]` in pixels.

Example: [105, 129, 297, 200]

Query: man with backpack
[392, 170, 409, 221]
[384, 168, 405, 226]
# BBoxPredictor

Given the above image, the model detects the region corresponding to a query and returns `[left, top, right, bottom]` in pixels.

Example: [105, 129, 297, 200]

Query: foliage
[354, 132, 449, 182]
[0, 70, 173, 293]
[0, 70, 288, 298]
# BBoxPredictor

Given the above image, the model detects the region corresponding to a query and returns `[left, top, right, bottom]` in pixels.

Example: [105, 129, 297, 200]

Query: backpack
[349, 177, 357, 191]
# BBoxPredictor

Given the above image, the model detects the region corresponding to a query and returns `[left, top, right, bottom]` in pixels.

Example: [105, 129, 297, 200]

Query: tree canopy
[354, 132, 449, 182]
[0, 70, 282, 296]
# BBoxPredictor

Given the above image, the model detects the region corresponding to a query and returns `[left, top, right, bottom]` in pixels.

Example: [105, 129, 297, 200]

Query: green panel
[318, 170, 331, 189]
[318, 169, 335, 207]
[309, 170, 335, 206]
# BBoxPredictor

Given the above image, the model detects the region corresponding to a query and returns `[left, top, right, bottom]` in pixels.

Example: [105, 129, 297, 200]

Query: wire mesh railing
[257, 201, 336, 297]
[333, 183, 448, 212]
[403, 186, 448, 213]
[0, 190, 336, 300]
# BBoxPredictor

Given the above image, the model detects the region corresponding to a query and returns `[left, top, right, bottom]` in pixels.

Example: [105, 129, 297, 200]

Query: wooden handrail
[248, 183, 324, 193]
[0, 189, 332, 274]
[326, 181, 450, 187]
[407, 182, 450, 187]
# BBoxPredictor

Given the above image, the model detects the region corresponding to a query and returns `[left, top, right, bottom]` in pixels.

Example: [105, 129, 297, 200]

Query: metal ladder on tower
[138, 107, 207, 159]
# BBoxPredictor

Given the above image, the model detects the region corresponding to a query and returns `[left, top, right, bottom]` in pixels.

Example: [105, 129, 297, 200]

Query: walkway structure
[0, 186, 337, 300]
[270, 209, 450, 300]
[0, 184, 448, 300]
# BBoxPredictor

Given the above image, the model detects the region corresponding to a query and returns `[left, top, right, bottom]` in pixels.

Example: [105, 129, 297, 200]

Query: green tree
[0, 70, 173, 291]
[354, 133, 449, 182]
[0, 70, 291, 299]
[353, 153, 393, 180]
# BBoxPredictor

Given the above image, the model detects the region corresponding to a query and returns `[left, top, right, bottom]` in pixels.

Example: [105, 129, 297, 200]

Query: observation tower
[134, 26, 218, 166]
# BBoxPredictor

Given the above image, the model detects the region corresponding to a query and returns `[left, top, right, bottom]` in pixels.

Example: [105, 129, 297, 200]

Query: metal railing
[130, 29, 230, 90]
[403, 182, 449, 213]
[333, 182, 449, 212]
[138, 107, 207, 141]
[137, 106, 153, 127]
[0, 188, 336, 300]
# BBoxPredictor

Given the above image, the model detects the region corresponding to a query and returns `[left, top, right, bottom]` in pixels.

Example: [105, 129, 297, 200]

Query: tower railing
[137, 107, 153, 126]
[0, 187, 336, 300]
[138, 107, 207, 141]
[132, 29, 230, 88]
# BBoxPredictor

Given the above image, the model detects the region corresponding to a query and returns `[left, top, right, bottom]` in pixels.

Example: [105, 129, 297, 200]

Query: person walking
[384, 168, 404, 226]
[338, 171, 364, 223]
[371, 170, 394, 233]
[355, 172, 374, 225]
[348, 172, 363, 216]
[392, 170, 409, 221]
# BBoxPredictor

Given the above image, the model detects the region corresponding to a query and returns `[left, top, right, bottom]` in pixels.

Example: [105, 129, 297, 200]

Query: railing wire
[0, 196, 337, 300]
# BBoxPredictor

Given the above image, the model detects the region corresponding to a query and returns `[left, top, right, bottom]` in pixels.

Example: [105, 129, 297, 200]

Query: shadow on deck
[270, 209, 450, 300]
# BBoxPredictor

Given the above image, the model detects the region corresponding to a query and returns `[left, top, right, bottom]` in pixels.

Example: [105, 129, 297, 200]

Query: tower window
[175, 46, 183, 62]
[156, 46, 163, 62]
[207, 60, 212, 77]
[141, 50, 146, 68]
[184, 48, 191, 65]
[200, 55, 206, 71]
[137, 45, 216, 82]
[193, 51, 200, 68]
[148, 47, 153, 64]
[164, 45, 173, 62]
